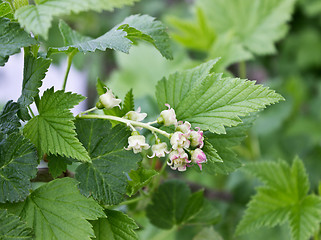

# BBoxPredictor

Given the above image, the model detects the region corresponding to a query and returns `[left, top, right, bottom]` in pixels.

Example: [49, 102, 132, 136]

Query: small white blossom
[124, 107, 147, 122]
[99, 88, 121, 110]
[125, 135, 150, 153]
[158, 104, 177, 126]
[191, 148, 207, 170]
[170, 131, 190, 150]
[167, 148, 190, 172]
[148, 142, 169, 158]
[176, 121, 191, 134]
[189, 127, 204, 148]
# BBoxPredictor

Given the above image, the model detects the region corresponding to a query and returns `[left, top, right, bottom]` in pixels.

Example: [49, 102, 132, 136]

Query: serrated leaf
[2, 178, 106, 240]
[122, 89, 135, 114]
[75, 119, 141, 205]
[96, 78, 107, 96]
[0, 18, 37, 66]
[23, 88, 90, 161]
[127, 167, 158, 197]
[236, 157, 321, 240]
[91, 209, 139, 240]
[47, 154, 72, 179]
[18, 54, 51, 121]
[0, 209, 33, 240]
[15, 0, 139, 39]
[0, 133, 38, 203]
[156, 61, 283, 134]
[0, 2, 14, 19]
[0, 100, 21, 135]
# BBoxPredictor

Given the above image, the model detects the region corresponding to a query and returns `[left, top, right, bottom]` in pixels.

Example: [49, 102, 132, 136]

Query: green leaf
[0, 100, 21, 135]
[236, 157, 321, 240]
[0, 133, 38, 203]
[2, 178, 106, 240]
[18, 55, 52, 121]
[127, 167, 158, 197]
[193, 227, 223, 240]
[96, 77, 107, 96]
[156, 61, 283, 134]
[197, 0, 296, 55]
[0, 209, 33, 240]
[0, 18, 37, 66]
[180, 190, 204, 224]
[91, 209, 139, 240]
[23, 88, 90, 162]
[47, 154, 72, 179]
[0, 2, 14, 19]
[15, 0, 139, 39]
[75, 119, 141, 205]
[122, 89, 135, 115]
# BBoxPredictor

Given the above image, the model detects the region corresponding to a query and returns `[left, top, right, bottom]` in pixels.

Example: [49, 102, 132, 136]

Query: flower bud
[189, 127, 204, 148]
[148, 142, 169, 158]
[191, 148, 207, 170]
[157, 104, 177, 126]
[124, 107, 147, 122]
[98, 88, 121, 110]
[170, 131, 190, 150]
[176, 121, 191, 134]
[167, 148, 190, 172]
[125, 134, 150, 153]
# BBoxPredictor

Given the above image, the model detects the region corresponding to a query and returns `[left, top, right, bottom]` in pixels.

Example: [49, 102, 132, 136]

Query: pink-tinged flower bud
[125, 135, 150, 153]
[148, 142, 169, 158]
[191, 148, 207, 170]
[124, 107, 147, 122]
[176, 121, 191, 134]
[99, 88, 121, 110]
[189, 127, 204, 148]
[167, 148, 191, 172]
[157, 104, 177, 126]
[170, 131, 190, 150]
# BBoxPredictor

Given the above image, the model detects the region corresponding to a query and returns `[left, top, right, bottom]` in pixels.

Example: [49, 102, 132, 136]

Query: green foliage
[17, 54, 52, 120]
[47, 154, 72, 178]
[0, 209, 33, 240]
[23, 88, 90, 161]
[122, 88, 135, 114]
[127, 167, 158, 197]
[14, 0, 140, 39]
[0, 2, 13, 19]
[0, 133, 38, 203]
[75, 119, 141, 205]
[0, 101, 21, 135]
[0, 18, 37, 66]
[1, 178, 106, 240]
[156, 60, 283, 134]
[193, 227, 223, 240]
[237, 157, 321, 240]
[91, 209, 139, 240]
[146, 179, 219, 229]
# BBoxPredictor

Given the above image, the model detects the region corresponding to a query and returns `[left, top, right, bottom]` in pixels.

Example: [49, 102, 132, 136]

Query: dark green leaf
[0, 100, 21, 135]
[47, 155, 72, 179]
[127, 167, 158, 197]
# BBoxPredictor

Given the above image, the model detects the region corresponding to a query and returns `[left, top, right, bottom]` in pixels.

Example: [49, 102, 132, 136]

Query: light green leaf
[47, 154, 72, 179]
[0, 133, 38, 203]
[15, 0, 139, 39]
[96, 77, 107, 96]
[23, 88, 90, 162]
[0, 18, 37, 66]
[2, 178, 106, 240]
[127, 167, 158, 197]
[18, 54, 51, 121]
[75, 119, 141, 205]
[236, 157, 321, 240]
[0, 101, 21, 135]
[0, 209, 33, 240]
[122, 89, 135, 114]
[0, 2, 14, 19]
[197, 0, 296, 55]
[91, 209, 139, 240]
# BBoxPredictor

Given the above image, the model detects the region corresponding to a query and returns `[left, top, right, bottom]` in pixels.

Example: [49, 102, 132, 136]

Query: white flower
[124, 107, 147, 122]
[125, 135, 150, 153]
[170, 131, 190, 150]
[157, 104, 177, 126]
[189, 127, 204, 148]
[176, 121, 191, 134]
[99, 88, 121, 110]
[191, 148, 207, 170]
[148, 142, 169, 158]
[167, 148, 190, 172]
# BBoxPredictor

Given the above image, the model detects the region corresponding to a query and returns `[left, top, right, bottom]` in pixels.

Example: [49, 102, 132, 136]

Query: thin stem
[239, 61, 247, 79]
[62, 50, 77, 91]
[128, 123, 137, 132]
[27, 106, 35, 118]
[146, 120, 158, 125]
[78, 107, 97, 116]
[77, 114, 171, 138]
[118, 195, 145, 206]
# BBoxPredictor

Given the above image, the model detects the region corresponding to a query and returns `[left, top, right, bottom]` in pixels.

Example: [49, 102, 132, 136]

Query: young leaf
[47, 154, 72, 179]
[23, 88, 90, 162]
[91, 209, 139, 240]
[1, 178, 106, 240]
[0, 18, 37, 66]
[0, 133, 38, 203]
[122, 89, 135, 114]
[127, 167, 158, 197]
[0, 100, 21, 135]
[17, 54, 52, 121]
[15, 0, 139, 39]
[0, 209, 33, 240]
[75, 119, 141, 205]
[0, 2, 14, 19]
[236, 157, 321, 240]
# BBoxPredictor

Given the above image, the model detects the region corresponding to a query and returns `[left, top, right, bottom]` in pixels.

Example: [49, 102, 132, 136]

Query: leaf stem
[62, 50, 77, 91]
[239, 61, 247, 79]
[78, 107, 97, 116]
[27, 106, 35, 118]
[77, 114, 171, 138]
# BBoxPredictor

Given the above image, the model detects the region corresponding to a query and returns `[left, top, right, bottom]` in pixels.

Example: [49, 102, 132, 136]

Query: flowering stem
[78, 107, 97, 116]
[146, 120, 158, 125]
[77, 114, 171, 138]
